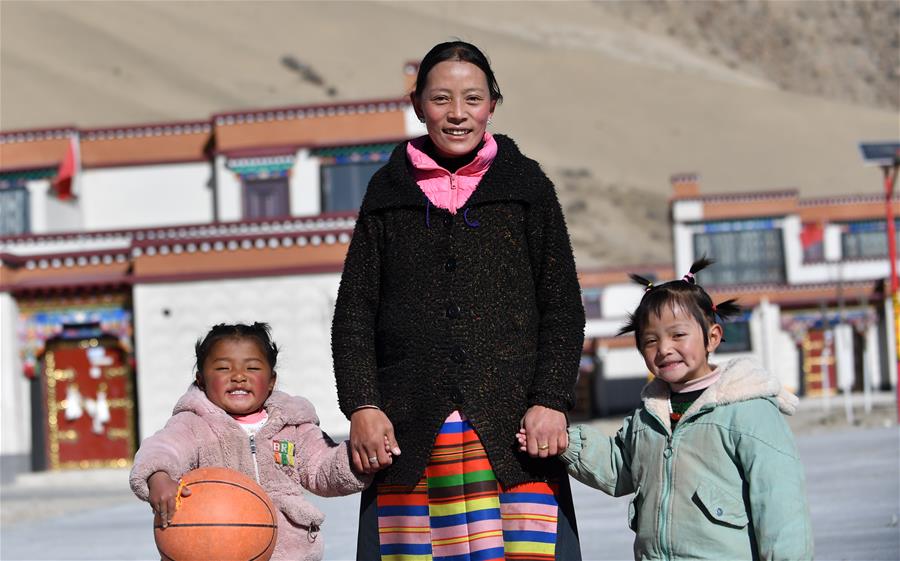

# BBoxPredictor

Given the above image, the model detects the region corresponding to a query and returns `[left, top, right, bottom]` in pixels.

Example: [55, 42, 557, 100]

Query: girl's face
[639, 304, 722, 385]
[196, 337, 275, 416]
[413, 60, 497, 159]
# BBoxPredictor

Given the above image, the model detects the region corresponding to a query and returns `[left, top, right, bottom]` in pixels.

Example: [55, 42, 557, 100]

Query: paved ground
[2, 393, 897, 561]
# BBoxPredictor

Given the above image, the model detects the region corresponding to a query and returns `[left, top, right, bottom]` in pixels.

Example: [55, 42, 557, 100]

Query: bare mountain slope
[1, 1, 897, 267]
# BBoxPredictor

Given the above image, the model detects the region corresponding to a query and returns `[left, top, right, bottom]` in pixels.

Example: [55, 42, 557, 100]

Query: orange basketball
[154, 467, 278, 561]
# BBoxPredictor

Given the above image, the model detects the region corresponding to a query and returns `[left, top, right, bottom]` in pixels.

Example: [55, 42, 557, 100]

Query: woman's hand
[520, 405, 568, 458]
[147, 471, 191, 528]
[350, 408, 401, 474]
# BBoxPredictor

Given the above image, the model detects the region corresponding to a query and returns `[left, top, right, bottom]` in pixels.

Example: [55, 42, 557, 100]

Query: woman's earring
[487, 116, 493, 126]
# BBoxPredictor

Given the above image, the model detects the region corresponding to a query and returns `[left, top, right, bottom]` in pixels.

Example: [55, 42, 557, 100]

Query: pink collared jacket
[130, 385, 369, 561]
[406, 132, 498, 214]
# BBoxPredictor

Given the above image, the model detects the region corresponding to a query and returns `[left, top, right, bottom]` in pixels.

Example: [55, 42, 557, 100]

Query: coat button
[446, 303, 460, 319]
[715, 507, 724, 517]
[445, 257, 457, 272]
[450, 346, 466, 364]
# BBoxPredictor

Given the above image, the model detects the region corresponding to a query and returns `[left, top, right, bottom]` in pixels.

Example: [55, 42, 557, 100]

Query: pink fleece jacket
[406, 132, 498, 214]
[129, 385, 369, 561]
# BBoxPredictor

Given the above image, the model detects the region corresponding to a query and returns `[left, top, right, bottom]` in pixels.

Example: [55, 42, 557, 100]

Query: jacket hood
[173, 384, 320, 427]
[641, 356, 799, 430]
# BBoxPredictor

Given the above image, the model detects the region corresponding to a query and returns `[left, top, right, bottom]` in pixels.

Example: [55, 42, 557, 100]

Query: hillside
[1, 0, 897, 267]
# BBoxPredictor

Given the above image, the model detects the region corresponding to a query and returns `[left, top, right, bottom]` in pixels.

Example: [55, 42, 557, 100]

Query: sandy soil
[1, 1, 897, 267]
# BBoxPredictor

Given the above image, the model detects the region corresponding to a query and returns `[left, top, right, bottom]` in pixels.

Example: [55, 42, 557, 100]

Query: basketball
[153, 467, 278, 561]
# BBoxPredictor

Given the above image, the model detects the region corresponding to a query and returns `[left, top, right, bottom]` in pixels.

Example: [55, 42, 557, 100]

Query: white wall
[25, 180, 50, 233]
[599, 346, 648, 380]
[216, 155, 243, 222]
[291, 149, 321, 217]
[403, 105, 427, 137]
[0, 293, 31, 458]
[80, 163, 212, 230]
[133, 273, 346, 442]
[43, 187, 84, 233]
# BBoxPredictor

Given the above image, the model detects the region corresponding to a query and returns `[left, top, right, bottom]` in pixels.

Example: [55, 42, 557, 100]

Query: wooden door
[41, 337, 136, 470]
[801, 329, 837, 396]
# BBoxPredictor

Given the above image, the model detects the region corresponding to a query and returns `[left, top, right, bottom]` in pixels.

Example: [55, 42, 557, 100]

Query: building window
[320, 161, 383, 213]
[243, 177, 290, 219]
[842, 220, 900, 259]
[582, 289, 602, 319]
[718, 314, 752, 353]
[313, 143, 395, 214]
[0, 183, 30, 235]
[693, 220, 785, 285]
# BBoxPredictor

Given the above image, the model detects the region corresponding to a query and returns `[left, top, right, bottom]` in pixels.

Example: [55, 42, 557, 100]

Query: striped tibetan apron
[375, 411, 558, 561]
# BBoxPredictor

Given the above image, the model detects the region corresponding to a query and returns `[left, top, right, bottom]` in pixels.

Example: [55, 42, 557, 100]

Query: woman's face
[414, 60, 496, 159]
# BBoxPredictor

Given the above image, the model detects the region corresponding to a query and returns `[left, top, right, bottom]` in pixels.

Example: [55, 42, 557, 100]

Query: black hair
[414, 41, 503, 103]
[194, 322, 279, 374]
[618, 257, 741, 350]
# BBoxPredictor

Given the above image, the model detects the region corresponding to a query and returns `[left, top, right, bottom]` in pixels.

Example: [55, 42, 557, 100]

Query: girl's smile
[197, 338, 275, 415]
[640, 304, 722, 385]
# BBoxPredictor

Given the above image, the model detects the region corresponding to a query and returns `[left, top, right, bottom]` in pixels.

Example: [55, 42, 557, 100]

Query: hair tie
[645, 281, 653, 292]
[682, 272, 695, 284]
[712, 303, 718, 313]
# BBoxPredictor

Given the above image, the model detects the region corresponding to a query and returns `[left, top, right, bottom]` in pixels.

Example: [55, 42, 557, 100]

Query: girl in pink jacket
[129, 322, 369, 561]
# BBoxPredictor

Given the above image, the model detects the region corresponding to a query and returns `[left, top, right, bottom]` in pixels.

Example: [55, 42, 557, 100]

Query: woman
[332, 40, 585, 560]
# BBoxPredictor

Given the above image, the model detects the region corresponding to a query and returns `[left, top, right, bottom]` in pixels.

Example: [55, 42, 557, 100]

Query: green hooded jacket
[562, 357, 813, 560]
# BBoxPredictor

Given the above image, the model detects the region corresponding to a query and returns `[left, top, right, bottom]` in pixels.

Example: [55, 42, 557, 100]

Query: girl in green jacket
[519, 257, 814, 560]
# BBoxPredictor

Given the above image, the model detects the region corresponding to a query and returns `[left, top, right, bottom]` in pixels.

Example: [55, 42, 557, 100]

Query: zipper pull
[249, 433, 257, 454]
[663, 437, 673, 459]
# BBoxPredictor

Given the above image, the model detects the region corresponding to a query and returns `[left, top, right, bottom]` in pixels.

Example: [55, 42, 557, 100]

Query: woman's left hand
[520, 405, 568, 458]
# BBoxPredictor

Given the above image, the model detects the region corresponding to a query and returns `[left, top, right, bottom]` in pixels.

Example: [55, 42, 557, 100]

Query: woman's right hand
[148, 471, 191, 528]
[350, 408, 401, 474]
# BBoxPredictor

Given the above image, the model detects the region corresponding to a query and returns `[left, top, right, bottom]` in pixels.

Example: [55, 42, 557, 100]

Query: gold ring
[538, 444, 550, 450]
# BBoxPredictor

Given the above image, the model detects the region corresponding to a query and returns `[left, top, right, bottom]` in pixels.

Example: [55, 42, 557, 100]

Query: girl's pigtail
[712, 298, 741, 321]
[618, 313, 637, 336]
[690, 255, 714, 274]
[629, 273, 654, 292]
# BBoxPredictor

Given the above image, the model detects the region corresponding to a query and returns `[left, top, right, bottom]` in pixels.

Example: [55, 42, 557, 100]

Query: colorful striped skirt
[367, 411, 569, 561]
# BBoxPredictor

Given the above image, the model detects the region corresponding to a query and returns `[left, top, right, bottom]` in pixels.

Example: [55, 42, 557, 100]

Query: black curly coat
[332, 134, 585, 487]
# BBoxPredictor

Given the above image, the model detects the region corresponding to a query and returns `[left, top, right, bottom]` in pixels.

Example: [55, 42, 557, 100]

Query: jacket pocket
[627, 485, 641, 532]
[693, 481, 749, 528]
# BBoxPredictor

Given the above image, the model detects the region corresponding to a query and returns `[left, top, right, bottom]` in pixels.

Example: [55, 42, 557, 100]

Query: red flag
[52, 136, 79, 200]
[800, 222, 824, 249]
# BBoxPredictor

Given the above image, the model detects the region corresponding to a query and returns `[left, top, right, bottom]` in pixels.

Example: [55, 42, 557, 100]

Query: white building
[575, 175, 897, 419]
[0, 78, 426, 482]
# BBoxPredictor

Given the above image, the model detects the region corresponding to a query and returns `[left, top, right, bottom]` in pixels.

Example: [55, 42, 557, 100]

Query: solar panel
[858, 141, 900, 166]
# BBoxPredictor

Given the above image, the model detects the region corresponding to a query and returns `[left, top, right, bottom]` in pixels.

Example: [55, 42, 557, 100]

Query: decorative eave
[131, 226, 351, 284]
[0, 249, 132, 295]
[212, 97, 410, 125]
[0, 215, 357, 294]
[80, 120, 212, 168]
[213, 97, 412, 153]
[672, 188, 799, 204]
[0, 127, 76, 172]
[0, 213, 357, 254]
[579, 263, 675, 289]
[706, 279, 877, 308]
[798, 193, 900, 223]
[672, 189, 800, 221]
